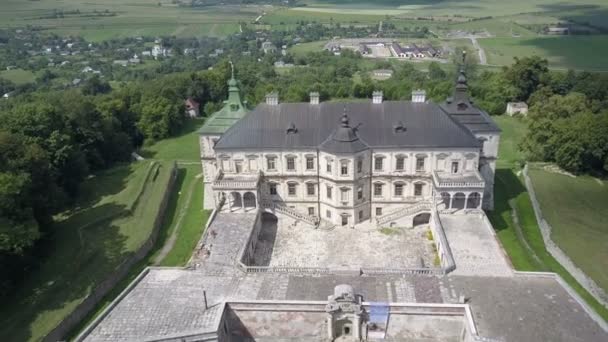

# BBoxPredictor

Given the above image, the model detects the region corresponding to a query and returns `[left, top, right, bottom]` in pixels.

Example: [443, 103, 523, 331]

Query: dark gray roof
[441, 71, 501, 134]
[214, 101, 482, 152]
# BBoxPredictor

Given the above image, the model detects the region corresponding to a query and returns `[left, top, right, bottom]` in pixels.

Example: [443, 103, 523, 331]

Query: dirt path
[152, 173, 202, 265]
[470, 37, 487, 65]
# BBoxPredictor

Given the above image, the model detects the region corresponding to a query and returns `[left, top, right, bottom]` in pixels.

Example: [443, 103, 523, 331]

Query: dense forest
[1, 49, 608, 295]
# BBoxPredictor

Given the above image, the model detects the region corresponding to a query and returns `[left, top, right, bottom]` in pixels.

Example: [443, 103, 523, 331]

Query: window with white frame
[451, 161, 459, 174]
[326, 185, 333, 199]
[395, 156, 405, 171]
[376, 207, 383, 216]
[234, 160, 243, 173]
[286, 156, 295, 171]
[340, 161, 349, 176]
[306, 156, 315, 170]
[340, 188, 349, 202]
[308, 207, 315, 216]
[248, 158, 257, 172]
[373, 183, 383, 197]
[414, 183, 424, 196]
[394, 183, 404, 197]
[416, 156, 426, 172]
[374, 156, 384, 171]
[267, 156, 276, 170]
[287, 183, 297, 196]
[357, 187, 363, 200]
[326, 159, 332, 173]
[326, 210, 332, 218]
[307, 183, 315, 196]
[357, 158, 363, 173]
[269, 183, 278, 195]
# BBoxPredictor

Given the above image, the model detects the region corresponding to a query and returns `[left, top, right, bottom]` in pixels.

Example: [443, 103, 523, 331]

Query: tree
[503, 56, 549, 101]
[137, 97, 183, 141]
[81, 75, 111, 96]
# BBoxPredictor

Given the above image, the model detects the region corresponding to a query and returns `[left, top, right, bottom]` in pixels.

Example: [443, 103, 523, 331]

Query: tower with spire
[199, 62, 248, 209]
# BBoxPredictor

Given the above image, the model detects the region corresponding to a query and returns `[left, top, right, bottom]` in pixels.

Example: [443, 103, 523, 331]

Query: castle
[199, 67, 500, 227]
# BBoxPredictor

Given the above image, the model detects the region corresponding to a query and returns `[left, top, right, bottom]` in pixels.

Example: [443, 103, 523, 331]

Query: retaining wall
[45, 162, 178, 342]
[523, 164, 608, 307]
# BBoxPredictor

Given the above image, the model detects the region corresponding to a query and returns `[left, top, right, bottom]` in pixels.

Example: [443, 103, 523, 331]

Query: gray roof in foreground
[215, 101, 482, 151]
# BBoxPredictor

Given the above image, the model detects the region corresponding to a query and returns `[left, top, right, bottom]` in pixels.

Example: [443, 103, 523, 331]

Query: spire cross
[229, 60, 235, 79]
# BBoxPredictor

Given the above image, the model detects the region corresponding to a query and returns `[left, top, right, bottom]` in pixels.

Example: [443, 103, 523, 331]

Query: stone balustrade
[259, 199, 320, 226]
[376, 201, 432, 225]
[432, 170, 485, 188]
[212, 170, 260, 190]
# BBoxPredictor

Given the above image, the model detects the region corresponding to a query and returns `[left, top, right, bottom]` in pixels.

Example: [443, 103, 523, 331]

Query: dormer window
[286, 122, 297, 134]
[457, 101, 468, 110]
[393, 121, 406, 133]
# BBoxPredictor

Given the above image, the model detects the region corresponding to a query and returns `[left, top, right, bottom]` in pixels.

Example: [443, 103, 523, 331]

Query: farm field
[0, 69, 36, 85]
[0, 0, 260, 41]
[528, 166, 608, 294]
[480, 35, 608, 71]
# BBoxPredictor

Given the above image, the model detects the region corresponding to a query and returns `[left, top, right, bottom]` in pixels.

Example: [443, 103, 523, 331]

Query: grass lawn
[489, 115, 608, 321]
[0, 160, 175, 342]
[140, 118, 205, 162]
[528, 166, 608, 294]
[0, 68, 35, 85]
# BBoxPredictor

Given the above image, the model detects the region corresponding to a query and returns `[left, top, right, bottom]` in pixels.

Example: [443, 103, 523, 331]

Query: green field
[0, 69, 36, 85]
[488, 115, 608, 321]
[528, 166, 608, 293]
[0, 0, 260, 41]
[0, 160, 175, 341]
[481, 35, 608, 71]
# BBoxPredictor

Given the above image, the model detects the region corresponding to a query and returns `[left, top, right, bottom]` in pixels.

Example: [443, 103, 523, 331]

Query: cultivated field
[0, 0, 262, 41]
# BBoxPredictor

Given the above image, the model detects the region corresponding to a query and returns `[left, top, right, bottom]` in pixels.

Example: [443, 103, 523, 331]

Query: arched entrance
[243, 192, 256, 210]
[467, 192, 481, 209]
[413, 213, 431, 226]
[230, 192, 242, 209]
[440, 192, 451, 208]
[452, 192, 466, 210]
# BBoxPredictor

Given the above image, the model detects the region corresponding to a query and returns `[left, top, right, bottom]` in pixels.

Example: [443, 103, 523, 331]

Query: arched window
[467, 192, 481, 209]
[452, 192, 466, 210]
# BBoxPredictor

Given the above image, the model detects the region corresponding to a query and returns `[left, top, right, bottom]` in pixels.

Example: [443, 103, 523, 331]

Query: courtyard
[252, 214, 437, 270]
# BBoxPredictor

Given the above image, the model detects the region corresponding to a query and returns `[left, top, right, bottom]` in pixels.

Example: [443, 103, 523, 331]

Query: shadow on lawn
[0, 202, 131, 342]
[488, 168, 526, 233]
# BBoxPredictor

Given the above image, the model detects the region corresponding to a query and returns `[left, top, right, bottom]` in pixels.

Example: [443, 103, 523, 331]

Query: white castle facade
[200, 71, 500, 227]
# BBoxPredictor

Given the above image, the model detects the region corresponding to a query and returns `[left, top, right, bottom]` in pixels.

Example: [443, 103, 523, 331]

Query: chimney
[265, 91, 278, 106]
[372, 91, 383, 104]
[412, 89, 426, 103]
[309, 92, 320, 105]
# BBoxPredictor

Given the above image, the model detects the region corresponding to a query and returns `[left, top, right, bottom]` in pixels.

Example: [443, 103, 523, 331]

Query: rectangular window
[396, 157, 405, 171]
[341, 163, 348, 176]
[326, 185, 333, 199]
[374, 157, 383, 171]
[416, 157, 425, 172]
[357, 159, 363, 173]
[357, 187, 363, 200]
[373, 183, 383, 197]
[341, 188, 349, 202]
[451, 161, 459, 174]
[308, 207, 315, 216]
[358, 210, 363, 221]
[286, 157, 295, 171]
[234, 161, 242, 174]
[341, 215, 348, 226]
[269, 183, 277, 195]
[394, 183, 403, 197]
[326, 160, 332, 173]
[307, 183, 315, 196]
[376, 207, 383, 216]
[326, 210, 332, 218]
[248, 158, 257, 171]
[288, 183, 297, 196]
[306, 157, 314, 170]
[414, 183, 424, 196]
[267, 157, 276, 170]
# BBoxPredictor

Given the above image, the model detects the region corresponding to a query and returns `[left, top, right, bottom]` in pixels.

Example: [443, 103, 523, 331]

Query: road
[470, 37, 487, 65]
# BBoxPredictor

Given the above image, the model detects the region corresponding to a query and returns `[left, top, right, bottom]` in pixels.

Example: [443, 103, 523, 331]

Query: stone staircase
[259, 199, 319, 227]
[376, 201, 432, 226]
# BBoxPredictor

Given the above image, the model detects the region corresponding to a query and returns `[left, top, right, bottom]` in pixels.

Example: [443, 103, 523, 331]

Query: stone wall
[523, 164, 608, 307]
[45, 162, 178, 342]
[430, 210, 456, 272]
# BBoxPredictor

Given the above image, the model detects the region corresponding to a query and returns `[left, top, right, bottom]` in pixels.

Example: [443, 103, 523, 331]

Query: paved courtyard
[252, 215, 436, 269]
[441, 214, 513, 277]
